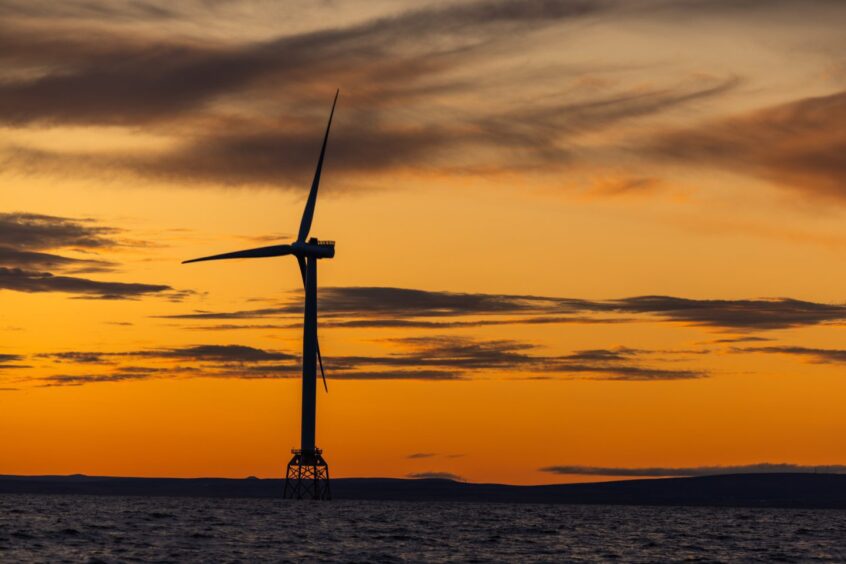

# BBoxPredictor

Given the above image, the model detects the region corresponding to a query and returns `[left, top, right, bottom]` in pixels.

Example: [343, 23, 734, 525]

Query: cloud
[0, 0, 183, 21]
[535, 347, 704, 380]
[32, 337, 702, 386]
[0, 267, 173, 300]
[646, 89, 846, 200]
[0, 0, 746, 187]
[646, 0, 846, 17]
[740, 346, 846, 364]
[31, 343, 432, 385]
[373, 336, 543, 369]
[0, 353, 29, 369]
[406, 452, 465, 460]
[588, 176, 662, 198]
[4, 0, 838, 27]
[315, 316, 625, 329]
[165, 286, 846, 331]
[131, 78, 736, 186]
[407, 471, 464, 481]
[0, 212, 185, 300]
[41, 344, 296, 364]
[0, 212, 116, 250]
[327, 370, 464, 381]
[555, 364, 704, 381]
[306, 338, 702, 381]
[0, 0, 611, 126]
[162, 286, 582, 320]
[0, 246, 114, 273]
[37, 352, 106, 364]
[38, 373, 159, 387]
[474, 77, 738, 151]
[608, 296, 846, 330]
[315, 287, 574, 318]
[179, 316, 627, 331]
[539, 463, 846, 477]
[705, 336, 773, 344]
[5, 78, 739, 187]
[148, 344, 296, 362]
[160, 307, 294, 321]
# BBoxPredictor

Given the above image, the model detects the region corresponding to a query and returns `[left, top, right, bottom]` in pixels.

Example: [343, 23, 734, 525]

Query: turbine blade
[296, 255, 307, 284]
[297, 89, 339, 242]
[317, 339, 328, 393]
[182, 244, 294, 264]
[297, 255, 327, 392]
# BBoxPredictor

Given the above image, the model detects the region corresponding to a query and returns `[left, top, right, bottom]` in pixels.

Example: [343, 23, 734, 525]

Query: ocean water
[2, 494, 845, 562]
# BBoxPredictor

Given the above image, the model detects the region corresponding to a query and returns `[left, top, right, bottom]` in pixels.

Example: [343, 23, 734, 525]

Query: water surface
[2, 494, 845, 562]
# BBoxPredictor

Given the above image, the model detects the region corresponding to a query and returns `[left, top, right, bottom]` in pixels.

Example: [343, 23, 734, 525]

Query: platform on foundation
[283, 448, 331, 500]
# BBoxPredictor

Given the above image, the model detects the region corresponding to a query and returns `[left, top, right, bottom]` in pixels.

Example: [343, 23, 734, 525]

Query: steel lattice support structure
[283, 448, 331, 500]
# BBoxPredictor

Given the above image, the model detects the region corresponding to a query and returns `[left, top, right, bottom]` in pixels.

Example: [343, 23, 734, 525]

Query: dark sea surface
[2, 494, 846, 562]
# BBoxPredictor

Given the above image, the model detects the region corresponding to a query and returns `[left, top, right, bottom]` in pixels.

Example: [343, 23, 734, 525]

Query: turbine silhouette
[183, 90, 339, 500]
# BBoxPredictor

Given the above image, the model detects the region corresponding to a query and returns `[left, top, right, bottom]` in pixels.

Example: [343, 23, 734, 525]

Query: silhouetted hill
[1, 473, 845, 509]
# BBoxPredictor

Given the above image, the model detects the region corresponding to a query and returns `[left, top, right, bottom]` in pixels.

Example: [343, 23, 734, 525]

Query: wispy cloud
[646, 89, 846, 200]
[0, 212, 116, 250]
[608, 296, 846, 330]
[0, 0, 751, 189]
[329, 370, 464, 381]
[1, 0, 843, 208]
[740, 346, 846, 364]
[0, 267, 173, 300]
[0, 0, 183, 21]
[162, 287, 576, 319]
[705, 336, 773, 344]
[0, 212, 185, 300]
[407, 471, 464, 481]
[0, 353, 28, 369]
[539, 463, 846, 477]
[0, 0, 613, 126]
[32, 337, 705, 386]
[0, 246, 114, 273]
[39, 344, 296, 364]
[165, 286, 846, 331]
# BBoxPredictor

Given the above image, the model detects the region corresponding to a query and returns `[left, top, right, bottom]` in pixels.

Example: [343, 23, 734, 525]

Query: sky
[2, 0, 846, 485]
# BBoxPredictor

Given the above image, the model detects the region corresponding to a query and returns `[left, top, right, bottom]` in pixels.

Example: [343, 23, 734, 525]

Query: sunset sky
[2, 0, 846, 485]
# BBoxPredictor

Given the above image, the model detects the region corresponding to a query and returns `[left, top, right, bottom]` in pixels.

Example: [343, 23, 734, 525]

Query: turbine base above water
[283, 448, 331, 500]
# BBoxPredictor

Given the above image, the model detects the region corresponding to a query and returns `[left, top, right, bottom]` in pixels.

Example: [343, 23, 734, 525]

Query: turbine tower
[183, 90, 339, 500]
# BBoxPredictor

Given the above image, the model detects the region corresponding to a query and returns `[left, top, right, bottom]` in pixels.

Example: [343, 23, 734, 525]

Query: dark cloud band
[407, 471, 464, 481]
[0, 212, 183, 300]
[31, 336, 704, 386]
[164, 286, 846, 331]
[539, 463, 846, 477]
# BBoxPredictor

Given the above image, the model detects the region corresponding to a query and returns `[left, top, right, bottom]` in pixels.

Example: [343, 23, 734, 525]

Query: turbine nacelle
[293, 238, 335, 259]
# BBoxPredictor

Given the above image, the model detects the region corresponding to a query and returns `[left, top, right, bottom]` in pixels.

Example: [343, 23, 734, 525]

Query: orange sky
[2, 0, 846, 484]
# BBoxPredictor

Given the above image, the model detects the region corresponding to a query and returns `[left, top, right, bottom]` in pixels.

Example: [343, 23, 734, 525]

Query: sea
[2, 494, 845, 562]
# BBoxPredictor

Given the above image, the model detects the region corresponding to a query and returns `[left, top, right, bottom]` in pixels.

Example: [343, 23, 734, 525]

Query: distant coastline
[2, 473, 845, 509]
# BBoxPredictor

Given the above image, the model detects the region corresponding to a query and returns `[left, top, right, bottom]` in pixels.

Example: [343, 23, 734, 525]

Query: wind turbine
[183, 90, 339, 500]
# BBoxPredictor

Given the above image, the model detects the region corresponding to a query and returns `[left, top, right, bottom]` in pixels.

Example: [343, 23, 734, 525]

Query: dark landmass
[1, 473, 845, 509]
